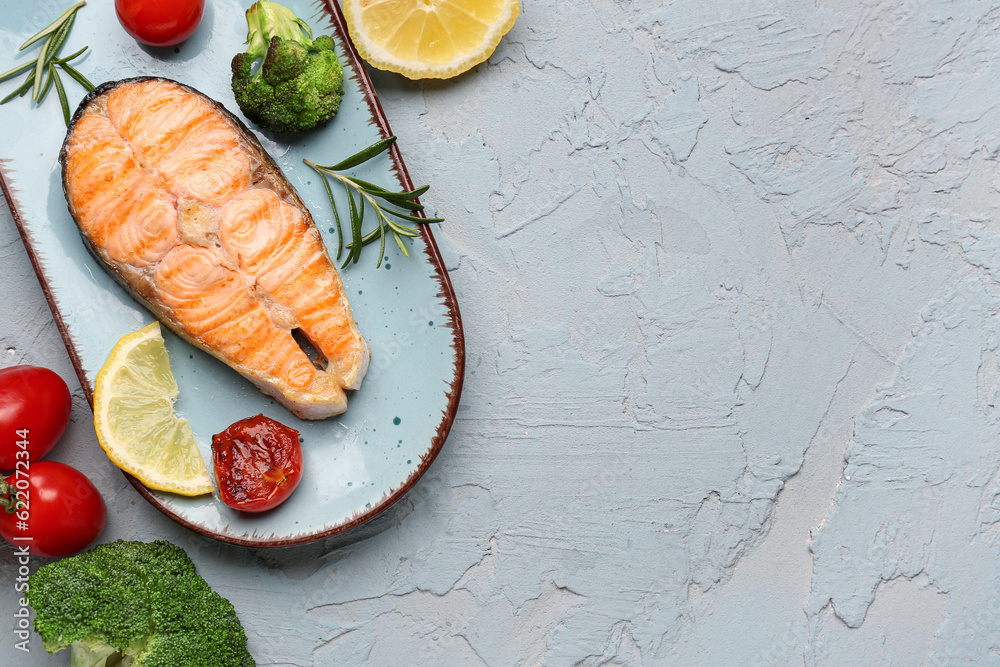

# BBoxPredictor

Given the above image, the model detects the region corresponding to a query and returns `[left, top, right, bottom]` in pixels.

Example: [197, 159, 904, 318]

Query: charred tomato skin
[0, 366, 72, 470]
[212, 414, 303, 512]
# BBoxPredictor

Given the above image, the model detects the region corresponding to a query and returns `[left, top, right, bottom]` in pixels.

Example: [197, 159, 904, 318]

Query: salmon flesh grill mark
[61, 77, 369, 419]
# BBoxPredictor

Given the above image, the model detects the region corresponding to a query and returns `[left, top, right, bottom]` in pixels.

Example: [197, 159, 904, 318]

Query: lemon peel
[343, 0, 519, 80]
[93, 322, 214, 496]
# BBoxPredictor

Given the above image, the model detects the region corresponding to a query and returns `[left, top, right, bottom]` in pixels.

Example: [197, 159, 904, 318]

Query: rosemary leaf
[379, 198, 424, 212]
[351, 178, 431, 208]
[1, 73, 34, 104]
[380, 183, 429, 201]
[31, 35, 50, 100]
[31, 8, 74, 100]
[18, 1, 85, 51]
[402, 184, 430, 199]
[362, 190, 426, 210]
[377, 220, 387, 268]
[347, 177, 390, 194]
[34, 8, 76, 100]
[393, 231, 410, 258]
[322, 175, 343, 260]
[0, 60, 35, 83]
[385, 219, 420, 237]
[343, 227, 384, 267]
[346, 185, 362, 264]
[40, 12, 76, 71]
[55, 46, 87, 63]
[51, 65, 69, 125]
[37, 66, 54, 103]
[356, 184, 366, 232]
[382, 208, 443, 224]
[57, 60, 93, 92]
[320, 136, 396, 171]
[350, 228, 381, 247]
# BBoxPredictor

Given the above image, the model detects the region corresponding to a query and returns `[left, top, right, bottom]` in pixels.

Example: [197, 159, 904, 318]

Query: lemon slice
[343, 0, 519, 80]
[93, 322, 214, 496]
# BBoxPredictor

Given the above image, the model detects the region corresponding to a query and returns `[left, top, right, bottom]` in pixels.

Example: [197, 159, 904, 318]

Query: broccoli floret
[231, 0, 345, 136]
[27, 540, 255, 667]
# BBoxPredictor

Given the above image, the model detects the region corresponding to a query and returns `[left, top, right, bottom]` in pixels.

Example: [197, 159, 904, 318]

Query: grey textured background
[4, 0, 1000, 664]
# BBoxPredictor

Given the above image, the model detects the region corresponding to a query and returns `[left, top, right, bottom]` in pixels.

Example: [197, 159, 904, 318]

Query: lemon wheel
[93, 322, 214, 496]
[343, 0, 520, 80]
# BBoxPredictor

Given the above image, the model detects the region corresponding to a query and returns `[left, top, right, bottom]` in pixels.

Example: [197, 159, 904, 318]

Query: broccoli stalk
[27, 540, 255, 667]
[231, 0, 345, 136]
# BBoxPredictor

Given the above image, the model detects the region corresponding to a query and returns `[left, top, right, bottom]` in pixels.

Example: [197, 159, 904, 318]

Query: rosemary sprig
[305, 136, 443, 268]
[0, 1, 94, 125]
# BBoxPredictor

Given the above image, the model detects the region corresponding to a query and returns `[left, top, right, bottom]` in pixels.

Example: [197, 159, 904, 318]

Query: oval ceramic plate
[0, 0, 463, 546]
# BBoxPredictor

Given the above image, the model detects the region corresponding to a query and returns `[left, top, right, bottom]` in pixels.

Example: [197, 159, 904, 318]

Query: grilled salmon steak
[61, 77, 369, 419]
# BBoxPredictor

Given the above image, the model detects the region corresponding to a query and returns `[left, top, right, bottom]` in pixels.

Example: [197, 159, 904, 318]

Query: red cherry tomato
[212, 415, 303, 513]
[0, 461, 107, 558]
[0, 366, 72, 471]
[115, 0, 205, 47]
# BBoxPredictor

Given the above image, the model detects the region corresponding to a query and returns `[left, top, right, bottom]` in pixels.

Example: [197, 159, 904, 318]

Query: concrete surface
[4, 0, 1000, 664]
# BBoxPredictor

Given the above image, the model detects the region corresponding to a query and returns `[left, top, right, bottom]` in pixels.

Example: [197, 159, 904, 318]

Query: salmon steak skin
[61, 77, 369, 419]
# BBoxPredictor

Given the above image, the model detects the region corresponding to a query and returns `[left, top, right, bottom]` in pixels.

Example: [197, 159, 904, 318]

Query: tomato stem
[0, 474, 23, 514]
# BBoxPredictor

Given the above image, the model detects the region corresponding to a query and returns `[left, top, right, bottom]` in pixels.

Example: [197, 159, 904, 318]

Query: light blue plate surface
[0, 0, 464, 546]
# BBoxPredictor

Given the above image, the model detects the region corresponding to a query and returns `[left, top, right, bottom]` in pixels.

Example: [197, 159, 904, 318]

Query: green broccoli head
[231, 1, 345, 136]
[27, 540, 255, 667]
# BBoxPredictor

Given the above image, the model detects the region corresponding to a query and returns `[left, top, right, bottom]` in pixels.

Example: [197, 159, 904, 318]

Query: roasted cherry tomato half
[0, 366, 72, 471]
[115, 0, 205, 47]
[0, 461, 107, 558]
[212, 414, 303, 512]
